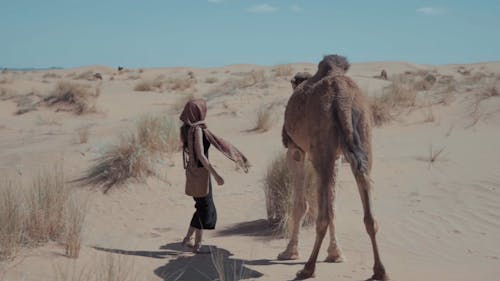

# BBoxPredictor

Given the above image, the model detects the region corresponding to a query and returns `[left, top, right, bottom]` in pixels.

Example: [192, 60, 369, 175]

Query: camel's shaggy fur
[279, 55, 388, 280]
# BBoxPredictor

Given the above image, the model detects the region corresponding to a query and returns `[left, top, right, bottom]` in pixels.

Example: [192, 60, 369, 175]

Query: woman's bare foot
[192, 243, 202, 254]
[182, 237, 194, 248]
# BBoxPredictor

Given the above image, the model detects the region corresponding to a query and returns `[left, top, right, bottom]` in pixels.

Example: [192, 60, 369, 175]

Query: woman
[180, 99, 249, 253]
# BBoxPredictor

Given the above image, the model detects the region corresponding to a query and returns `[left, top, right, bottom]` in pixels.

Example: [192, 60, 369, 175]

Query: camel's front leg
[277, 143, 306, 260]
[325, 156, 345, 263]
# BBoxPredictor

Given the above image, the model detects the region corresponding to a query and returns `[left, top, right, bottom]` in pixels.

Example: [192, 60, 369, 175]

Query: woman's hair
[180, 124, 189, 150]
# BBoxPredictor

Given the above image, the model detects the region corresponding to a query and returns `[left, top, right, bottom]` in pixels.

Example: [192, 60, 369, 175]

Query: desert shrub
[42, 72, 61, 79]
[164, 77, 196, 91]
[133, 79, 163, 92]
[0, 87, 17, 100]
[369, 96, 392, 127]
[206, 70, 266, 100]
[382, 76, 418, 108]
[273, 64, 294, 77]
[252, 106, 275, 132]
[25, 166, 68, 244]
[0, 181, 24, 260]
[78, 114, 180, 192]
[74, 70, 98, 81]
[241, 70, 266, 87]
[134, 75, 196, 93]
[0, 166, 85, 261]
[205, 77, 218, 84]
[44, 81, 100, 114]
[77, 133, 151, 193]
[137, 114, 180, 154]
[263, 152, 316, 236]
[63, 194, 87, 258]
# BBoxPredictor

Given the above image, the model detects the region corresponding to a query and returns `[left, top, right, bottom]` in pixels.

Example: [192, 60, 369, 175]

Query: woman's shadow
[154, 242, 264, 281]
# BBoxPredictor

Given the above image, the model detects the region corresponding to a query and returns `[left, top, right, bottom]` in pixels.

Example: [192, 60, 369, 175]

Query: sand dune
[1, 61, 500, 280]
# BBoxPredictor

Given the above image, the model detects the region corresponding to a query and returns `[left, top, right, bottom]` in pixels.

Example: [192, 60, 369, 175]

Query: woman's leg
[182, 226, 196, 247]
[193, 228, 203, 253]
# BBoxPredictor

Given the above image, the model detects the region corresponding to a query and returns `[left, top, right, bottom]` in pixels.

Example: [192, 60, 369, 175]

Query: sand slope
[1, 61, 500, 280]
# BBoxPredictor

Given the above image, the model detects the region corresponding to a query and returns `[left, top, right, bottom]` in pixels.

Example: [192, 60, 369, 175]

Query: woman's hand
[214, 174, 225, 186]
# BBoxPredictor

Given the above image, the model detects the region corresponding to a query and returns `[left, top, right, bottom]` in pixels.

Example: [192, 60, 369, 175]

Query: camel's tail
[335, 106, 369, 175]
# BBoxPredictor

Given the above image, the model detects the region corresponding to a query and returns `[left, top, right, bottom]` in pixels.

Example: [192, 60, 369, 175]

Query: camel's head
[290, 72, 312, 89]
[317, 54, 350, 75]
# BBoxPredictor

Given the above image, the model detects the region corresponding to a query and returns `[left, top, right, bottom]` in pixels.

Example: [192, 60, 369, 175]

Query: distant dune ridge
[0, 60, 500, 281]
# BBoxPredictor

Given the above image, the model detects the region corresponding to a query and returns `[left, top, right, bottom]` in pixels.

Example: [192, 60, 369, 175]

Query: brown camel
[291, 72, 312, 90]
[280, 55, 388, 280]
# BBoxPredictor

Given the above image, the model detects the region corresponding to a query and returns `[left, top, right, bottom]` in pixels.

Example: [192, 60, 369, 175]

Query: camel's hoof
[277, 250, 299, 260]
[368, 272, 390, 281]
[295, 268, 315, 280]
[324, 254, 345, 263]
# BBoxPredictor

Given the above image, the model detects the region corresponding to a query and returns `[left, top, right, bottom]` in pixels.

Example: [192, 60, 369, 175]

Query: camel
[280, 55, 388, 280]
[291, 72, 312, 90]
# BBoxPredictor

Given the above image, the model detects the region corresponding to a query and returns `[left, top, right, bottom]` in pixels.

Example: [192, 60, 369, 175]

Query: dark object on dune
[118, 66, 124, 72]
[381, 69, 388, 80]
[94, 73, 103, 80]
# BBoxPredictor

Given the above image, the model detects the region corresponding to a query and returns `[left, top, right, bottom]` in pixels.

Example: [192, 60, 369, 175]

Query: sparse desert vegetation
[251, 105, 276, 132]
[134, 75, 196, 93]
[263, 152, 317, 236]
[273, 64, 294, 77]
[0, 166, 86, 261]
[43, 81, 100, 114]
[77, 113, 179, 192]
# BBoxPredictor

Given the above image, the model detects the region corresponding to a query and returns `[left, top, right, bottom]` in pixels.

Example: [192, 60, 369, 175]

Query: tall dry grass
[134, 76, 196, 93]
[0, 166, 86, 261]
[0, 181, 24, 260]
[78, 114, 179, 192]
[273, 64, 294, 77]
[251, 106, 275, 132]
[263, 152, 316, 236]
[44, 81, 100, 114]
[63, 194, 87, 258]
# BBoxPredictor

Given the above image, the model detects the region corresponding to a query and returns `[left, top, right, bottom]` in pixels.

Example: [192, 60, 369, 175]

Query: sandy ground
[1, 61, 500, 281]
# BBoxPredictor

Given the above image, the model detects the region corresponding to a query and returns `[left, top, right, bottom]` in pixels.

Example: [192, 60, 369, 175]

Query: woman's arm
[194, 127, 224, 186]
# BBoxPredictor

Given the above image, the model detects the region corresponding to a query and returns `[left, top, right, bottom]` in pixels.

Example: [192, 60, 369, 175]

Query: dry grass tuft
[74, 70, 99, 81]
[42, 72, 62, 79]
[0, 180, 24, 260]
[133, 78, 164, 92]
[63, 194, 87, 258]
[263, 152, 316, 236]
[251, 106, 275, 132]
[134, 75, 195, 92]
[77, 133, 151, 193]
[44, 81, 100, 114]
[25, 166, 68, 244]
[137, 114, 180, 154]
[77, 114, 179, 192]
[205, 77, 218, 84]
[369, 96, 392, 127]
[0, 166, 85, 261]
[273, 64, 294, 77]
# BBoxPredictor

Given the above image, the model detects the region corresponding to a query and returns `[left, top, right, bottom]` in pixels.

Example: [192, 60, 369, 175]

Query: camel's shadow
[154, 242, 264, 281]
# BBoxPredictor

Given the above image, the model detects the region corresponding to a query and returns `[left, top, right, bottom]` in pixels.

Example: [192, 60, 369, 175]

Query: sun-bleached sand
[1, 60, 500, 281]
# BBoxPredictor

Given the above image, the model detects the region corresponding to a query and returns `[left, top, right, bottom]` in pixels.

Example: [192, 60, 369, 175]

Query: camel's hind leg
[277, 142, 307, 260]
[296, 143, 338, 279]
[351, 169, 389, 281]
[325, 155, 345, 263]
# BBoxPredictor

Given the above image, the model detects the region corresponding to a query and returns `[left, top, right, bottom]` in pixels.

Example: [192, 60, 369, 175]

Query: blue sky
[1, 0, 499, 68]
